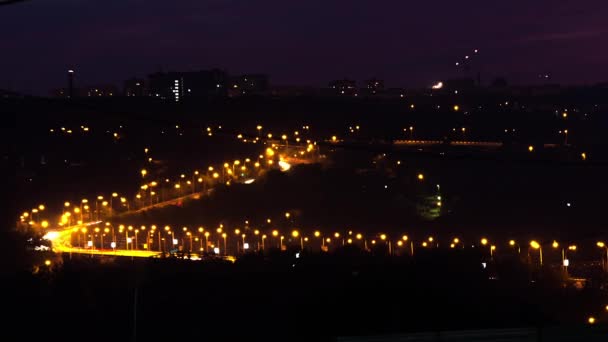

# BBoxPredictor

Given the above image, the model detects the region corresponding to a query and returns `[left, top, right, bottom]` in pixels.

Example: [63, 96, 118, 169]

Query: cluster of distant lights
[48, 125, 89, 134]
[43, 216, 608, 256]
[35, 116, 590, 232]
[22, 133, 431, 237]
[21, 131, 314, 228]
[454, 48, 479, 67]
[40, 121, 589, 229]
[48, 124, 126, 141]
[46, 101, 587, 150]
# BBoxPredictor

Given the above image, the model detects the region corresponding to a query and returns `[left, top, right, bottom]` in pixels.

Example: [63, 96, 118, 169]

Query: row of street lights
[69, 222, 608, 270]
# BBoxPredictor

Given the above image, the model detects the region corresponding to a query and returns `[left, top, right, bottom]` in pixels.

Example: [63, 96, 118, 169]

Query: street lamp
[222, 233, 227, 255]
[292, 230, 303, 249]
[597, 241, 608, 272]
[509, 239, 521, 254]
[530, 240, 542, 266]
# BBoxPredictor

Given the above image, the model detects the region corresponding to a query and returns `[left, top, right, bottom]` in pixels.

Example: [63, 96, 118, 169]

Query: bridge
[394, 140, 559, 148]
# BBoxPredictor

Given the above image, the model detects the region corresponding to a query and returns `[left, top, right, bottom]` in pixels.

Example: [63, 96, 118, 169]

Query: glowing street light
[530, 240, 543, 266]
[597, 242, 608, 272]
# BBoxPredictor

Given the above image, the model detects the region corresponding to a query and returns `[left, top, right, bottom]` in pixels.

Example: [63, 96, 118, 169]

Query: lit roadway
[45, 224, 161, 258]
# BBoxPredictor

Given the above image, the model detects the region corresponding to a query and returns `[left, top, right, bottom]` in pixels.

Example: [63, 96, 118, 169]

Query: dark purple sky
[1, 0, 607, 94]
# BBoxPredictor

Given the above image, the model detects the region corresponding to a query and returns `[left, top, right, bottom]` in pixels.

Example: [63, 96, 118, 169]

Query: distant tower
[67, 69, 75, 98]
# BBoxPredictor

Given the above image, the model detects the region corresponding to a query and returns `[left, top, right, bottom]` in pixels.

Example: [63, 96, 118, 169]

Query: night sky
[1, 0, 607, 95]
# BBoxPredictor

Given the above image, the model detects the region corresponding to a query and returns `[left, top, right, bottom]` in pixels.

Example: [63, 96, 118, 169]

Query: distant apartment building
[365, 78, 384, 94]
[148, 69, 228, 101]
[84, 85, 118, 97]
[124, 78, 146, 97]
[269, 85, 319, 97]
[228, 74, 269, 96]
[328, 79, 357, 95]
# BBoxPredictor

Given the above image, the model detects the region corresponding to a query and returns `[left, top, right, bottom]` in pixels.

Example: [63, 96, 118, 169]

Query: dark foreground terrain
[6, 249, 608, 342]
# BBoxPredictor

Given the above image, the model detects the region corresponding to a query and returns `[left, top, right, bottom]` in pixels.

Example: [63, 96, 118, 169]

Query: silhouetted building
[328, 79, 357, 95]
[270, 85, 319, 97]
[84, 85, 118, 97]
[366, 78, 384, 94]
[124, 78, 146, 97]
[148, 69, 228, 101]
[228, 74, 269, 96]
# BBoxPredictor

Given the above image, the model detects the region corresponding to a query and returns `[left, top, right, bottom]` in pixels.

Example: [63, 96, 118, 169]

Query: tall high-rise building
[148, 69, 228, 101]
[67, 69, 75, 99]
